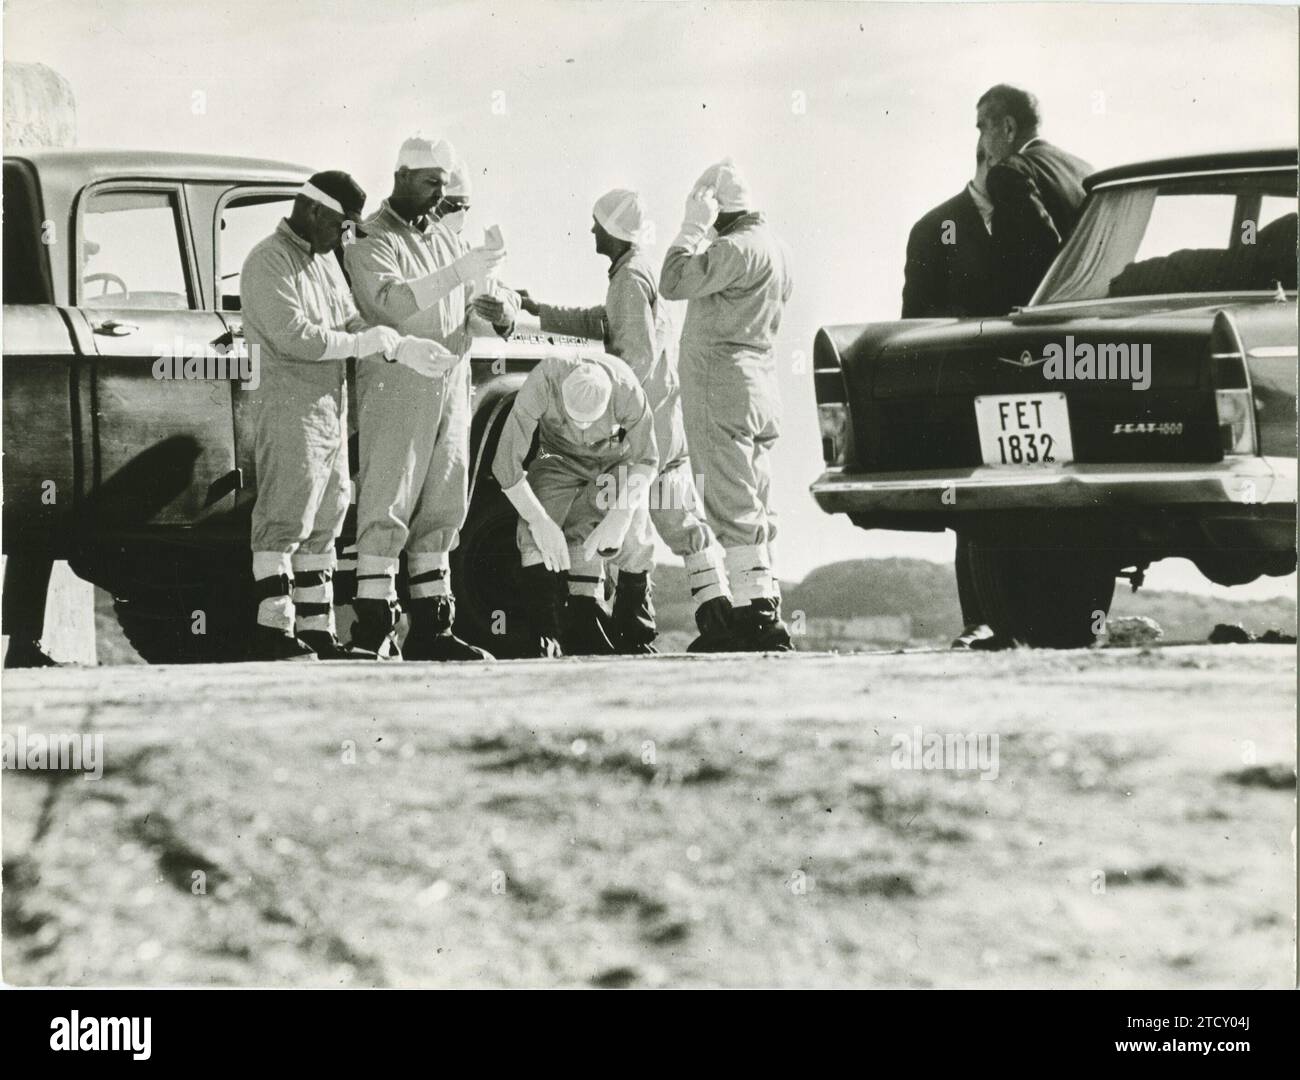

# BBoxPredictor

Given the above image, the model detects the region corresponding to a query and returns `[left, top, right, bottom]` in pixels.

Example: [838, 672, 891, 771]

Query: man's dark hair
[977, 84, 1041, 136]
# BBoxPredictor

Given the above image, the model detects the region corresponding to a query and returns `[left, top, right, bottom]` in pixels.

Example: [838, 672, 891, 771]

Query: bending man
[491, 355, 657, 657]
[519, 189, 731, 653]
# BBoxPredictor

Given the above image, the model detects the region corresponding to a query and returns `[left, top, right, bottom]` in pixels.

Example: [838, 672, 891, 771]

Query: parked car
[811, 148, 1297, 646]
[1, 149, 597, 662]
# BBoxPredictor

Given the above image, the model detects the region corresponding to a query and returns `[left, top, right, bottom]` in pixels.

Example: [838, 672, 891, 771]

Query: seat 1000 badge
[1112, 422, 1185, 435]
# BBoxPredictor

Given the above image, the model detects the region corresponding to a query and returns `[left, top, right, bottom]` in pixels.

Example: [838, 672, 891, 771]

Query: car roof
[4, 147, 312, 187]
[1085, 147, 1298, 190]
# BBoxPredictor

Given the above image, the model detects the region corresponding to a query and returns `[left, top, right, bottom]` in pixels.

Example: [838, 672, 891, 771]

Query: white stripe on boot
[355, 554, 399, 602]
[408, 551, 451, 599]
[684, 546, 729, 608]
[253, 550, 294, 633]
[724, 544, 778, 607]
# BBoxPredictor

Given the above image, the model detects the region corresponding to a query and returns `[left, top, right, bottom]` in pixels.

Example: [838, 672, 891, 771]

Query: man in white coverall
[244, 170, 454, 660]
[660, 159, 795, 651]
[518, 189, 734, 653]
[344, 138, 516, 660]
[491, 354, 658, 657]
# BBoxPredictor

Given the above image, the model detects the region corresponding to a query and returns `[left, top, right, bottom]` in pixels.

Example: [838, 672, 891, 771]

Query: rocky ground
[2, 645, 1294, 988]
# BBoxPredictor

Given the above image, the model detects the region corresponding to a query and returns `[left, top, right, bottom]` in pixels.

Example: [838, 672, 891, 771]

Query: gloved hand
[673, 185, 718, 250]
[452, 246, 507, 285]
[471, 294, 508, 325]
[583, 507, 634, 562]
[515, 289, 541, 317]
[355, 325, 402, 359]
[503, 479, 570, 573]
[394, 336, 457, 379]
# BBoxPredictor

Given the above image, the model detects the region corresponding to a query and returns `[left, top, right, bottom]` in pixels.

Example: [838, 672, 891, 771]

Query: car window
[1036, 173, 1298, 304]
[218, 193, 294, 311]
[81, 188, 192, 309]
[1133, 193, 1236, 262]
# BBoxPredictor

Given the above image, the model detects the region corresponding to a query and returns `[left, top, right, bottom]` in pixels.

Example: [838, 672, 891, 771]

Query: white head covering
[694, 157, 752, 212]
[592, 189, 653, 244]
[561, 364, 613, 425]
[397, 136, 458, 174]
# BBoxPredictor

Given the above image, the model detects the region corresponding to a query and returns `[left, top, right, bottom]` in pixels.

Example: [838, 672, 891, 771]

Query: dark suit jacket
[986, 138, 1093, 311]
[901, 187, 1000, 318]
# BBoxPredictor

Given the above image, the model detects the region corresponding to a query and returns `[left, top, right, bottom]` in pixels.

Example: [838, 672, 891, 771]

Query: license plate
[974, 392, 1074, 467]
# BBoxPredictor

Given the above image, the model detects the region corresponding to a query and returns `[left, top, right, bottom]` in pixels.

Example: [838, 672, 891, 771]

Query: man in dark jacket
[902, 150, 1000, 319]
[901, 152, 1003, 647]
[977, 84, 1093, 312]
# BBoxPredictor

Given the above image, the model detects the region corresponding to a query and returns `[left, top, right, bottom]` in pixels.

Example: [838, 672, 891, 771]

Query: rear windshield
[3, 161, 53, 304]
[1035, 171, 1297, 304]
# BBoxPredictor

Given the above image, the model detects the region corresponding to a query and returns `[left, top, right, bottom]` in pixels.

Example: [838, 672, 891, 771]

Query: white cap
[593, 189, 653, 244]
[694, 157, 752, 212]
[396, 136, 458, 174]
[561, 364, 613, 425]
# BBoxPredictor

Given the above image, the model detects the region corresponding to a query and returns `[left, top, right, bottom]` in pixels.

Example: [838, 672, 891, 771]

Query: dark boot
[4, 638, 60, 668]
[250, 624, 318, 661]
[298, 629, 378, 660]
[733, 597, 794, 653]
[402, 596, 494, 661]
[519, 564, 564, 657]
[612, 571, 658, 655]
[349, 598, 402, 659]
[687, 596, 742, 653]
[562, 595, 618, 656]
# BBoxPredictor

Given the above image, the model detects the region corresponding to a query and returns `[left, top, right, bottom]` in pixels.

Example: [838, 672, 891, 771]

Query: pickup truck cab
[2, 149, 595, 662]
[811, 148, 1297, 646]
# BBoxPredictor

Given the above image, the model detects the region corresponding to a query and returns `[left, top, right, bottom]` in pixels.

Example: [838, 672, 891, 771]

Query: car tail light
[819, 403, 849, 464]
[1209, 312, 1257, 456]
[1215, 390, 1257, 455]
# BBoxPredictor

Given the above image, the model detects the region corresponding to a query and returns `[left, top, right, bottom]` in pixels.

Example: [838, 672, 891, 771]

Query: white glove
[453, 246, 507, 285]
[583, 508, 634, 562]
[354, 325, 401, 360]
[503, 479, 570, 572]
[394, 336, 457, 379]
[673, 185, 718, 250]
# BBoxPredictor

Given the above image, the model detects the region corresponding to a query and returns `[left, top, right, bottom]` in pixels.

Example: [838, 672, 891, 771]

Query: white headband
[299, 182, 344, 215]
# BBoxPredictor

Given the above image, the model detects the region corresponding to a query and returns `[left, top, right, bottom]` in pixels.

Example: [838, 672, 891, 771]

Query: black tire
[450, 491, 536, 659]
[964, 533, 1116, 648]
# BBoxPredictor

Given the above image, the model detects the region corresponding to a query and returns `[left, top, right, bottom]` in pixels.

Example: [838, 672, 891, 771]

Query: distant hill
[652, 557, 1297, 649]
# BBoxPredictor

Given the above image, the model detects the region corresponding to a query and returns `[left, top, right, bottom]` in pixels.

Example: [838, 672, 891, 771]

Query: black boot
[349, 598, 402, 659]
[402, 596, 494, 661]
[612, 571, 658, 655]
[733, 597, 794, 652]
[520, 564, 564, 658]
[4, 638, 60, 668]
[250, 624, 319, 661]
[562, 595, 618, 656]
[297, 629, 378, 660]
[688, 596, 742, 653]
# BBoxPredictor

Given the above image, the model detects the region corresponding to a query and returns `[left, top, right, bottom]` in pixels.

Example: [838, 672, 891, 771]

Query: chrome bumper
[811, 457, 1298, 515]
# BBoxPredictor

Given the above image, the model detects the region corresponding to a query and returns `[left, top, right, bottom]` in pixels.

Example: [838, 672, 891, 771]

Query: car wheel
[964, 533, 1116, 648]
[450, 491, 533, 659]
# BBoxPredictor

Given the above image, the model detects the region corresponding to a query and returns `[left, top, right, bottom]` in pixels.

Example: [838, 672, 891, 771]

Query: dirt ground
[2, 645, 1294, 988]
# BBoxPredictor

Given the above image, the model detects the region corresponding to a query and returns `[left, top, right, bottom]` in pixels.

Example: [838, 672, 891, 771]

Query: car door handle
[204, 468, 244, 506]
[93, 319, 139, 337]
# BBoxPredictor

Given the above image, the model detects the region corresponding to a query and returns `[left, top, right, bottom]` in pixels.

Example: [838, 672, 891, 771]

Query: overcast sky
[6, 0, 1297, 595]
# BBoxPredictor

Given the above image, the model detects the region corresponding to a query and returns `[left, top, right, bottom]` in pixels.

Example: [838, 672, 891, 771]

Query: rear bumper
[811, 456, 1298, 518]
